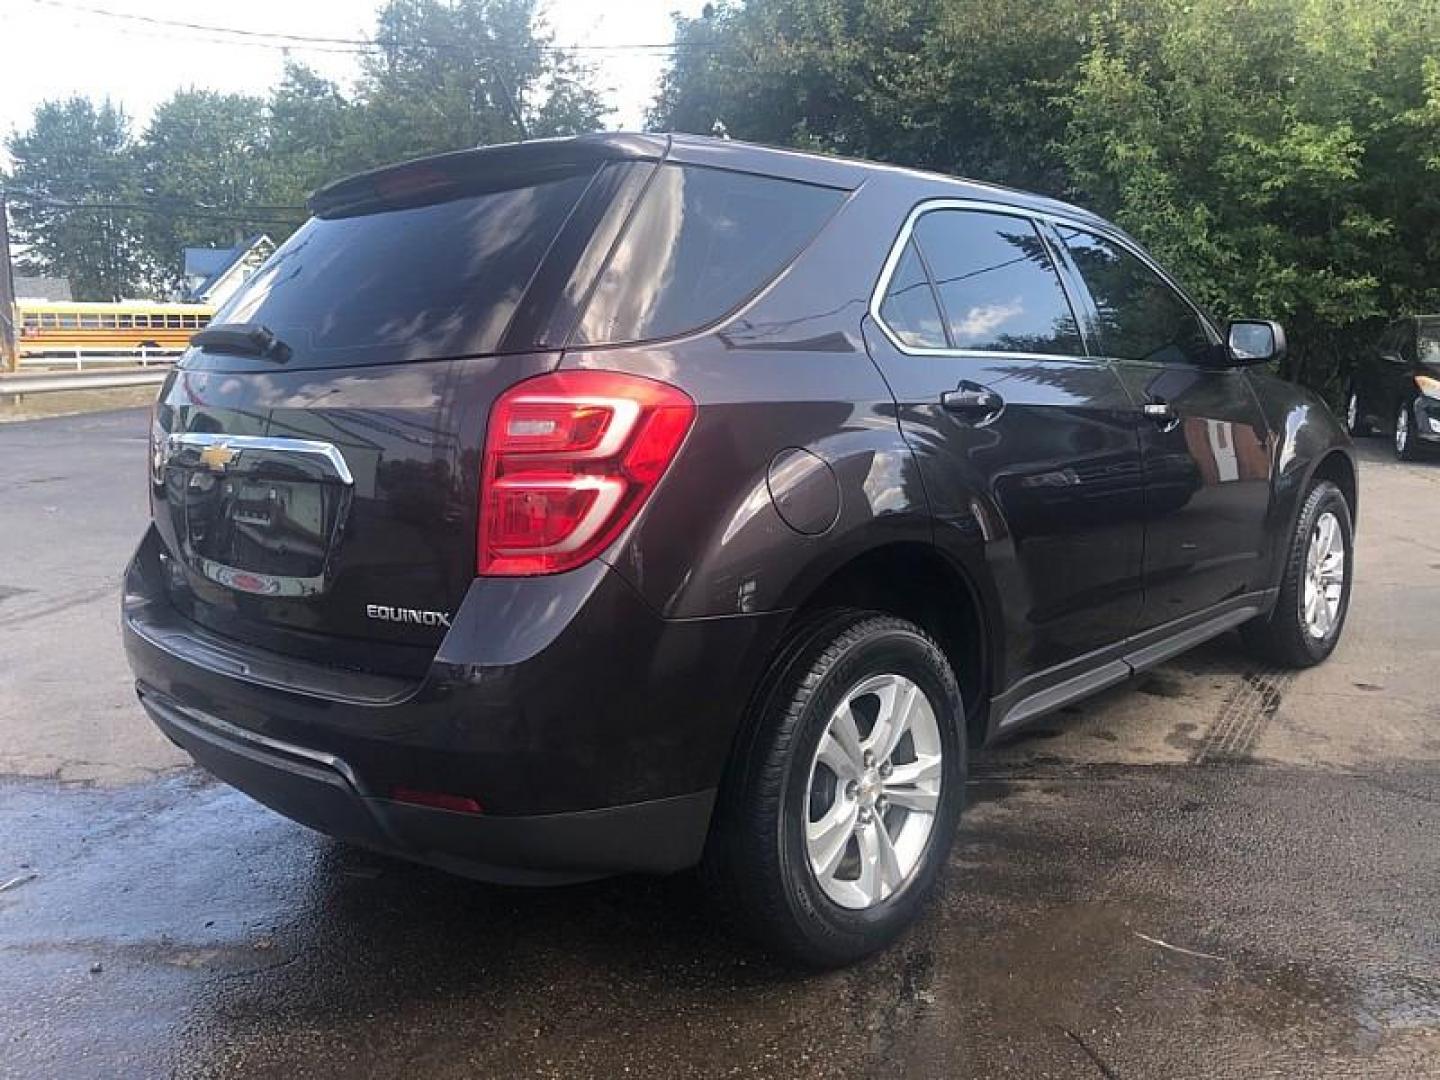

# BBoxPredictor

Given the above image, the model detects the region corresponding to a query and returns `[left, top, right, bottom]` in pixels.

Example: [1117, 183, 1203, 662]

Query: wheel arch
[1310, 448, 1358, 528]
[774, 540, 996, 750]
[1251, 371, 1359, 588]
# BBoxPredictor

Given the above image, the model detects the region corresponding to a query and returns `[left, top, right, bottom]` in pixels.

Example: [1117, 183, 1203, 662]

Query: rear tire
[1240, 480, 1352, 668]
[1345, 388, 1370, 437]
[704, 609, 966, 968]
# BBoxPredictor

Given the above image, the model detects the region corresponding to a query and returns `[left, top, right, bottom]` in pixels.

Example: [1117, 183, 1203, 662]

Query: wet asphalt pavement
[2, 409, 1438, 1078]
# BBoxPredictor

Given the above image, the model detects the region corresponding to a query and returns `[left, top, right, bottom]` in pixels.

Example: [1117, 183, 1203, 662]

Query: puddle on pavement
[2, 751, 1437, 1078]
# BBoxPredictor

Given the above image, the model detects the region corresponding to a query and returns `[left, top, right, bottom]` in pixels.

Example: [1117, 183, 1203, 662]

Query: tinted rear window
[207, 168, 595, 368]
[572, 164, 845, 345]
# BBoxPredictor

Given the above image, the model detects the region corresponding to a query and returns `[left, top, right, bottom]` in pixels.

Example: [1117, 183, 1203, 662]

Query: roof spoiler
[308, 133, 670, 219]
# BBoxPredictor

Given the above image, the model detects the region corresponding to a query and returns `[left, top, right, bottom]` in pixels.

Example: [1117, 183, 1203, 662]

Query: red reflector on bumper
[390, 787, 484, 814]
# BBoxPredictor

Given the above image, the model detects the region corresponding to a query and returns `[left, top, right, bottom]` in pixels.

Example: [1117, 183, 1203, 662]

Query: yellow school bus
[17, 301, 216, 355]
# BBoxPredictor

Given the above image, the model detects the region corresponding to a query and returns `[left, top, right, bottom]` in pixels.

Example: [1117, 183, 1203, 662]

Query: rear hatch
[150, 138, 660, 677]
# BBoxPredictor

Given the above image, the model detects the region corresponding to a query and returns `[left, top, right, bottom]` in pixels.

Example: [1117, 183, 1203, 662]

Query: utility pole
[0, 191, 17, 373]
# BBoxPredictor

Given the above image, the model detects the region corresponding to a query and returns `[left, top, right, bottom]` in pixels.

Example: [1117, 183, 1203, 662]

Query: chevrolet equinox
[123, 133, 1358, 966]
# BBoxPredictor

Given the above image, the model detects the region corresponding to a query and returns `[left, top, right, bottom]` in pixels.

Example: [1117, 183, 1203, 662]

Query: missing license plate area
[174, 473, 344, 585]
[163, 434, 356, 599]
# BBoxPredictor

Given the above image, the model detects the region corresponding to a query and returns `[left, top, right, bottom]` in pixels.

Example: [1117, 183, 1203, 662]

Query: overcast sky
[0, 0, 707, 167]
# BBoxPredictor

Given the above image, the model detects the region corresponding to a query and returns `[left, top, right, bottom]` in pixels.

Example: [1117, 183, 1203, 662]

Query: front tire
[1240, 480, 1353, 667]
[704, 610, 966, 967]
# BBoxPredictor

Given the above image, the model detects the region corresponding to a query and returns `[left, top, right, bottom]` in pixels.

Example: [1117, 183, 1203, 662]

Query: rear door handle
[1144, 399, 1181, 431]
[941, 381, 1004, 424]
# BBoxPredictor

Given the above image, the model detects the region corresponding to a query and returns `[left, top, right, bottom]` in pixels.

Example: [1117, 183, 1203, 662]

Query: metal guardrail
[0, 368, 169, 397]
[19, 348, 181, 370]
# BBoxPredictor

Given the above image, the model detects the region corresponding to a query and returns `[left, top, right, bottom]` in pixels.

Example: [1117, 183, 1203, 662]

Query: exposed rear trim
[143, 685, 368, 792]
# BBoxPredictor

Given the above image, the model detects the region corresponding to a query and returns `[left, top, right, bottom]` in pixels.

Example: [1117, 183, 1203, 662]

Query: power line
[28, 0, 369, 55]
[33, 0, 381, 48]
[4, 195, 305, 225]
[3, 184, 306, 218]
[3, 185, 305, 215]
[27, 0, 710, 55]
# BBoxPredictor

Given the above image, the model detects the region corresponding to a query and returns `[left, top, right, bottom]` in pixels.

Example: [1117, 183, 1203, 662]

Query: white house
[181, 235, 275, 306]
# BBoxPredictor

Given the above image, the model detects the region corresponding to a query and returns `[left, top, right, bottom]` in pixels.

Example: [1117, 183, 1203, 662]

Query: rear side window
[212, 168, 596, 367]
[1418, 320, 1440, 365]
[910, 210, 1083, 355]
[879, 239, 947, 349]
[1057, 227, 1214, 365]
[572, 164, 845, 346]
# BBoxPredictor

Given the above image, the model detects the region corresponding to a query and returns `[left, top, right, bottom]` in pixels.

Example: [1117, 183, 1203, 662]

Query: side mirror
[1227, 319, 1286, 365]
[1379, 351, 1406, 366]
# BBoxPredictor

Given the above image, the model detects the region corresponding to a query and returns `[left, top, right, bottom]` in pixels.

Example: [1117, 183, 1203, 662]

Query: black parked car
[124, 134, 1357, 966]
[1345, 314, 1440, 459]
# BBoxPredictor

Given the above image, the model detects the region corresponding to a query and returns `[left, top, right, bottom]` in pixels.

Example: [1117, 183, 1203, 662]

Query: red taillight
[478, 370, 696, 576]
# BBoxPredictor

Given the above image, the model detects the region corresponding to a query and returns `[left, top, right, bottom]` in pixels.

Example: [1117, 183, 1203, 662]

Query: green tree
[3, 97, 146, 300]
[135, 90, 291, 294]
[266, 63, 357, 212]
[652, 0, 1109, 195]
[353, 0, 608, 165]
[655, 0, 1440, 398]
[1062, 0, 1440, 391]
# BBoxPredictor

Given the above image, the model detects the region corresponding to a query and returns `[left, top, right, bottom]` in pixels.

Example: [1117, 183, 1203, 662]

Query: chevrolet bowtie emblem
[198, 443, 239, 472]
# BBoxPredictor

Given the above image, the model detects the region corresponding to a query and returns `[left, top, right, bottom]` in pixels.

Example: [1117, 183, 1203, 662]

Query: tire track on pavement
[1193, 669, 1295, 764]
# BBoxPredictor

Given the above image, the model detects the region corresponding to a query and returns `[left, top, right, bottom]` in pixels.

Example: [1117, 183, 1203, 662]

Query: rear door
[1379, 320, 1419, 429]
[1048, 223, 1273, 630]
[1356, 321, 1406, 430]
[864, 202, 1147, 694]
[151, 155, 651, 675]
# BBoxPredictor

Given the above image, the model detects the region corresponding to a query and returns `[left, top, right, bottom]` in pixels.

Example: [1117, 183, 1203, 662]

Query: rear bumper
[139, 687, 714, 884]
[123, 526, 784, 882]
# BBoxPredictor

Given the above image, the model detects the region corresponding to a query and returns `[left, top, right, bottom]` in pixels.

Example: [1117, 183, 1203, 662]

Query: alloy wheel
[803, 673, 942, 910]
[1303, 511, 1346, 640]
[1396, 406, 1410, 456]
[1347, 393, 1359, 431]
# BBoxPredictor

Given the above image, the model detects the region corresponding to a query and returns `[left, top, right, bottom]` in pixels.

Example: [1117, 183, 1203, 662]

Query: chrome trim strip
[867, 197, 1220, 359]
[166, 432, 355, 486]
[149, 692, 368, 794]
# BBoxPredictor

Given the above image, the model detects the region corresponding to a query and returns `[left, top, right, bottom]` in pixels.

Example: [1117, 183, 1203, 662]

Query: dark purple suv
[124, 133, 1357, 965]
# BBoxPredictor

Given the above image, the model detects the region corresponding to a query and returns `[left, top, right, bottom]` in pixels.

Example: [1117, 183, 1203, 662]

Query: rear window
[572, 164, 845, 346]
[209, 168, 596, 367]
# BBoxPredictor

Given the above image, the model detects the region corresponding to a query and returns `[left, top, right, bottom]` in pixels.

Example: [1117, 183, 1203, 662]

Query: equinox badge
[366, 604, 452, 628]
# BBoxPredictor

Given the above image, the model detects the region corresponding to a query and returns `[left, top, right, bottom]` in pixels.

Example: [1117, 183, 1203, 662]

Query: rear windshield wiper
[191, 322, 292, 363]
